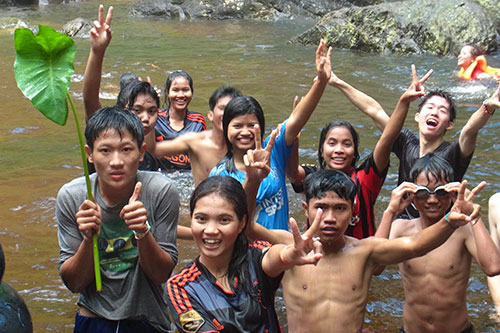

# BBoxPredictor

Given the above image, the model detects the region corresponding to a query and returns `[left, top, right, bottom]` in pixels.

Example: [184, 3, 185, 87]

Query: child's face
[321, 126, 355, 172]
[415, 96, 453, 138]
[304, 191, 353, 244]
[208, 95, 233, 133]
[167, 77, 192, 111]
[227, 114, 259, 153]
[85, 129, 144, 192]
[129, 93, 158, 135]
[412, 172, 452, 222]
[191, 193, 245, 266]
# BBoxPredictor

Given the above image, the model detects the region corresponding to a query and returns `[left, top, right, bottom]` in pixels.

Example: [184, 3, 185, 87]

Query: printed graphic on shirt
[97, 218, 138, 273]
[179, 310, 205, 333]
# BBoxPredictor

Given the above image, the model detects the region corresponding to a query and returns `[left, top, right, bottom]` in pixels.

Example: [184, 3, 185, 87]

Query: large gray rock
[130, 0, 383, 20]
[290, 0, 498, 56]
[61, 17, 92, 38]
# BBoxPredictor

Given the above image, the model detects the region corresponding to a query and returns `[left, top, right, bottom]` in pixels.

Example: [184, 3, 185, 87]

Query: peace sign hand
[401, 64, 433, 103]
[281, 209, 323, 266]
[447, 180, 486, 228]
[90, 5, 113, 54]
[244, 126, 277, 183]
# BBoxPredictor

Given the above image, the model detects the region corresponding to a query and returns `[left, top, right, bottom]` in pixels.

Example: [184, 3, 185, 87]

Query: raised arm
[374, 182, 417, 238]
[243, 127, 293, 244]
[371, 180, 482, 266]
[284, 40, 332, 145]
[464, 184, 500, 276]
[83, 5, 113, 122]
[328, 69, 389, 131]
[459, 82, 499, 157]
[372, 65, 433, 172]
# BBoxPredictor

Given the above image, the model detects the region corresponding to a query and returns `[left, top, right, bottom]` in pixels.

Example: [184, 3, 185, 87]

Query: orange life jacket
[458, 55, 500, 80]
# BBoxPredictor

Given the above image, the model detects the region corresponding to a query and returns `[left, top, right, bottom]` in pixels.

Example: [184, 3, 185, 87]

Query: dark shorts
[75, 311, 161, 333]
[399, 323, 475, 333]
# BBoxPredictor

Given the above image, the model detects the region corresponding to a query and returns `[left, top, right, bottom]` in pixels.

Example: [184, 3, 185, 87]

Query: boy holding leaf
[56, 107, 179, 332]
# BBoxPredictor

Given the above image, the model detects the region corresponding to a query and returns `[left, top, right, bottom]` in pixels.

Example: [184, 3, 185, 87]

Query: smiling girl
[209, 40, 332, 230]
[155, 70, 206, 170]
[166, 176, 322, 332]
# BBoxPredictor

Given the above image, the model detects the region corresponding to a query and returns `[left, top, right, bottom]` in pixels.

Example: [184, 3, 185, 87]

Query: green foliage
[14, 25, 76, 126]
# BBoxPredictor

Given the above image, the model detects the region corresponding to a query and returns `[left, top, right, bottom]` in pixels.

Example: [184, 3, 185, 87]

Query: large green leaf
[14, 25, 76, 126]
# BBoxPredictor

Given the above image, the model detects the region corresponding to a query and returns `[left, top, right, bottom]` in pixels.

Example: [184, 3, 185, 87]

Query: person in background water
[289, 65, 432, 239]
[457, 44, 500, 80]
[56, 107, 179, 332]
[166, 176, 322, 333]
[375, 154, 500, 333]
[155, 70, 206, 170]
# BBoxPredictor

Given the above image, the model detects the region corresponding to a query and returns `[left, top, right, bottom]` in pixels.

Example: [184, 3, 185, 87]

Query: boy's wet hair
[219, 96, 266, 173]
[464, 43, 486, 59]
[164, 70, 193, 108]
[119, 73, 139, 91]
[318, 120, 360, 169]
[85, 106, 144, 150]
[209, 85, 242, 111]
[409, 153, 454, 184]
[117, 80, 160, 110]
[304, 169, 357, 204]
[418, 90, 456, 123]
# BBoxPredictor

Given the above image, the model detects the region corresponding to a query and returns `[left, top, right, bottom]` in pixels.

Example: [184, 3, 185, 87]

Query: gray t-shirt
[57, 171, 179, 332]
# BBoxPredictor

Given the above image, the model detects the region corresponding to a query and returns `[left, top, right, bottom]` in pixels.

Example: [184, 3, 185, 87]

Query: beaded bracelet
[133, 220, 151, 240]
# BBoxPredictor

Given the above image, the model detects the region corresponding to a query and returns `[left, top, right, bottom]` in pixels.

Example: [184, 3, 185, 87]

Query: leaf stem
[67, 92, 102, 292]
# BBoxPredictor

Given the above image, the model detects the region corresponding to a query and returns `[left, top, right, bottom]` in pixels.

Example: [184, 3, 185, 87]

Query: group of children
[55, 4, 500, 333]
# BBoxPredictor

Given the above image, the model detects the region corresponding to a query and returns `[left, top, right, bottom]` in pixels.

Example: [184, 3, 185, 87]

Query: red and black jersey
[166, 241, 282, 333]
[291, 154, 386, 239]
[155, 109, 206, 170]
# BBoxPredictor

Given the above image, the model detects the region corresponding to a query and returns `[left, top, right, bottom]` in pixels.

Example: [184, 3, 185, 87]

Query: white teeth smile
[204, 239, 220, 244]
[426, 119, 438, 127]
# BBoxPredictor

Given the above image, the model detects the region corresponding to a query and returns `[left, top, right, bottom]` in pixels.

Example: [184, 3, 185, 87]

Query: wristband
[280, 245, 292, 265]
[133, 220, 151, 240]
[481, 99, 495, 115]
[445, 212, 457, 230]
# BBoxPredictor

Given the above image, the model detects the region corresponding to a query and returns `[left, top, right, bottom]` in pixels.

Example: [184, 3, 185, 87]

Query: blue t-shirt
[210, 121, 293, 230]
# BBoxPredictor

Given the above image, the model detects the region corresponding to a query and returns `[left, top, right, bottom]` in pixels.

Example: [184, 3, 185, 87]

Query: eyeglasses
[414, 185, 449, 199]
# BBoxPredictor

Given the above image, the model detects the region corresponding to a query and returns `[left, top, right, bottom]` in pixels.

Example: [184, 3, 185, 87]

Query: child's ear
[414, 112, 420, 123]
[139, 143, 146, 162]
[207, 110, 214, 122]
[446, 121, 454, 131]
[302, 201, 309, 220]
[84, 145, 93, 163]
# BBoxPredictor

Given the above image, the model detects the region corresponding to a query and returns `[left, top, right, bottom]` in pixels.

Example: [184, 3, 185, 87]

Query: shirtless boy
[243, 158, 482, 331]
[327, 66, 500, 218]
[377, 154, 500, 332]
[146, 85, 242, 186]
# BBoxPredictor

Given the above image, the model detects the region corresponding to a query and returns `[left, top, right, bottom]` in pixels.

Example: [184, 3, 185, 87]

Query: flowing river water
[1, 0, 500, 331]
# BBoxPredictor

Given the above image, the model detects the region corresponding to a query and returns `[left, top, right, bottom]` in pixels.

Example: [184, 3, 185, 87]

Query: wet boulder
[130, 0, 383, 20]
[290, 0, 498, 56]
[61, 17, 92, 37]
[0, 243, 33, 333]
